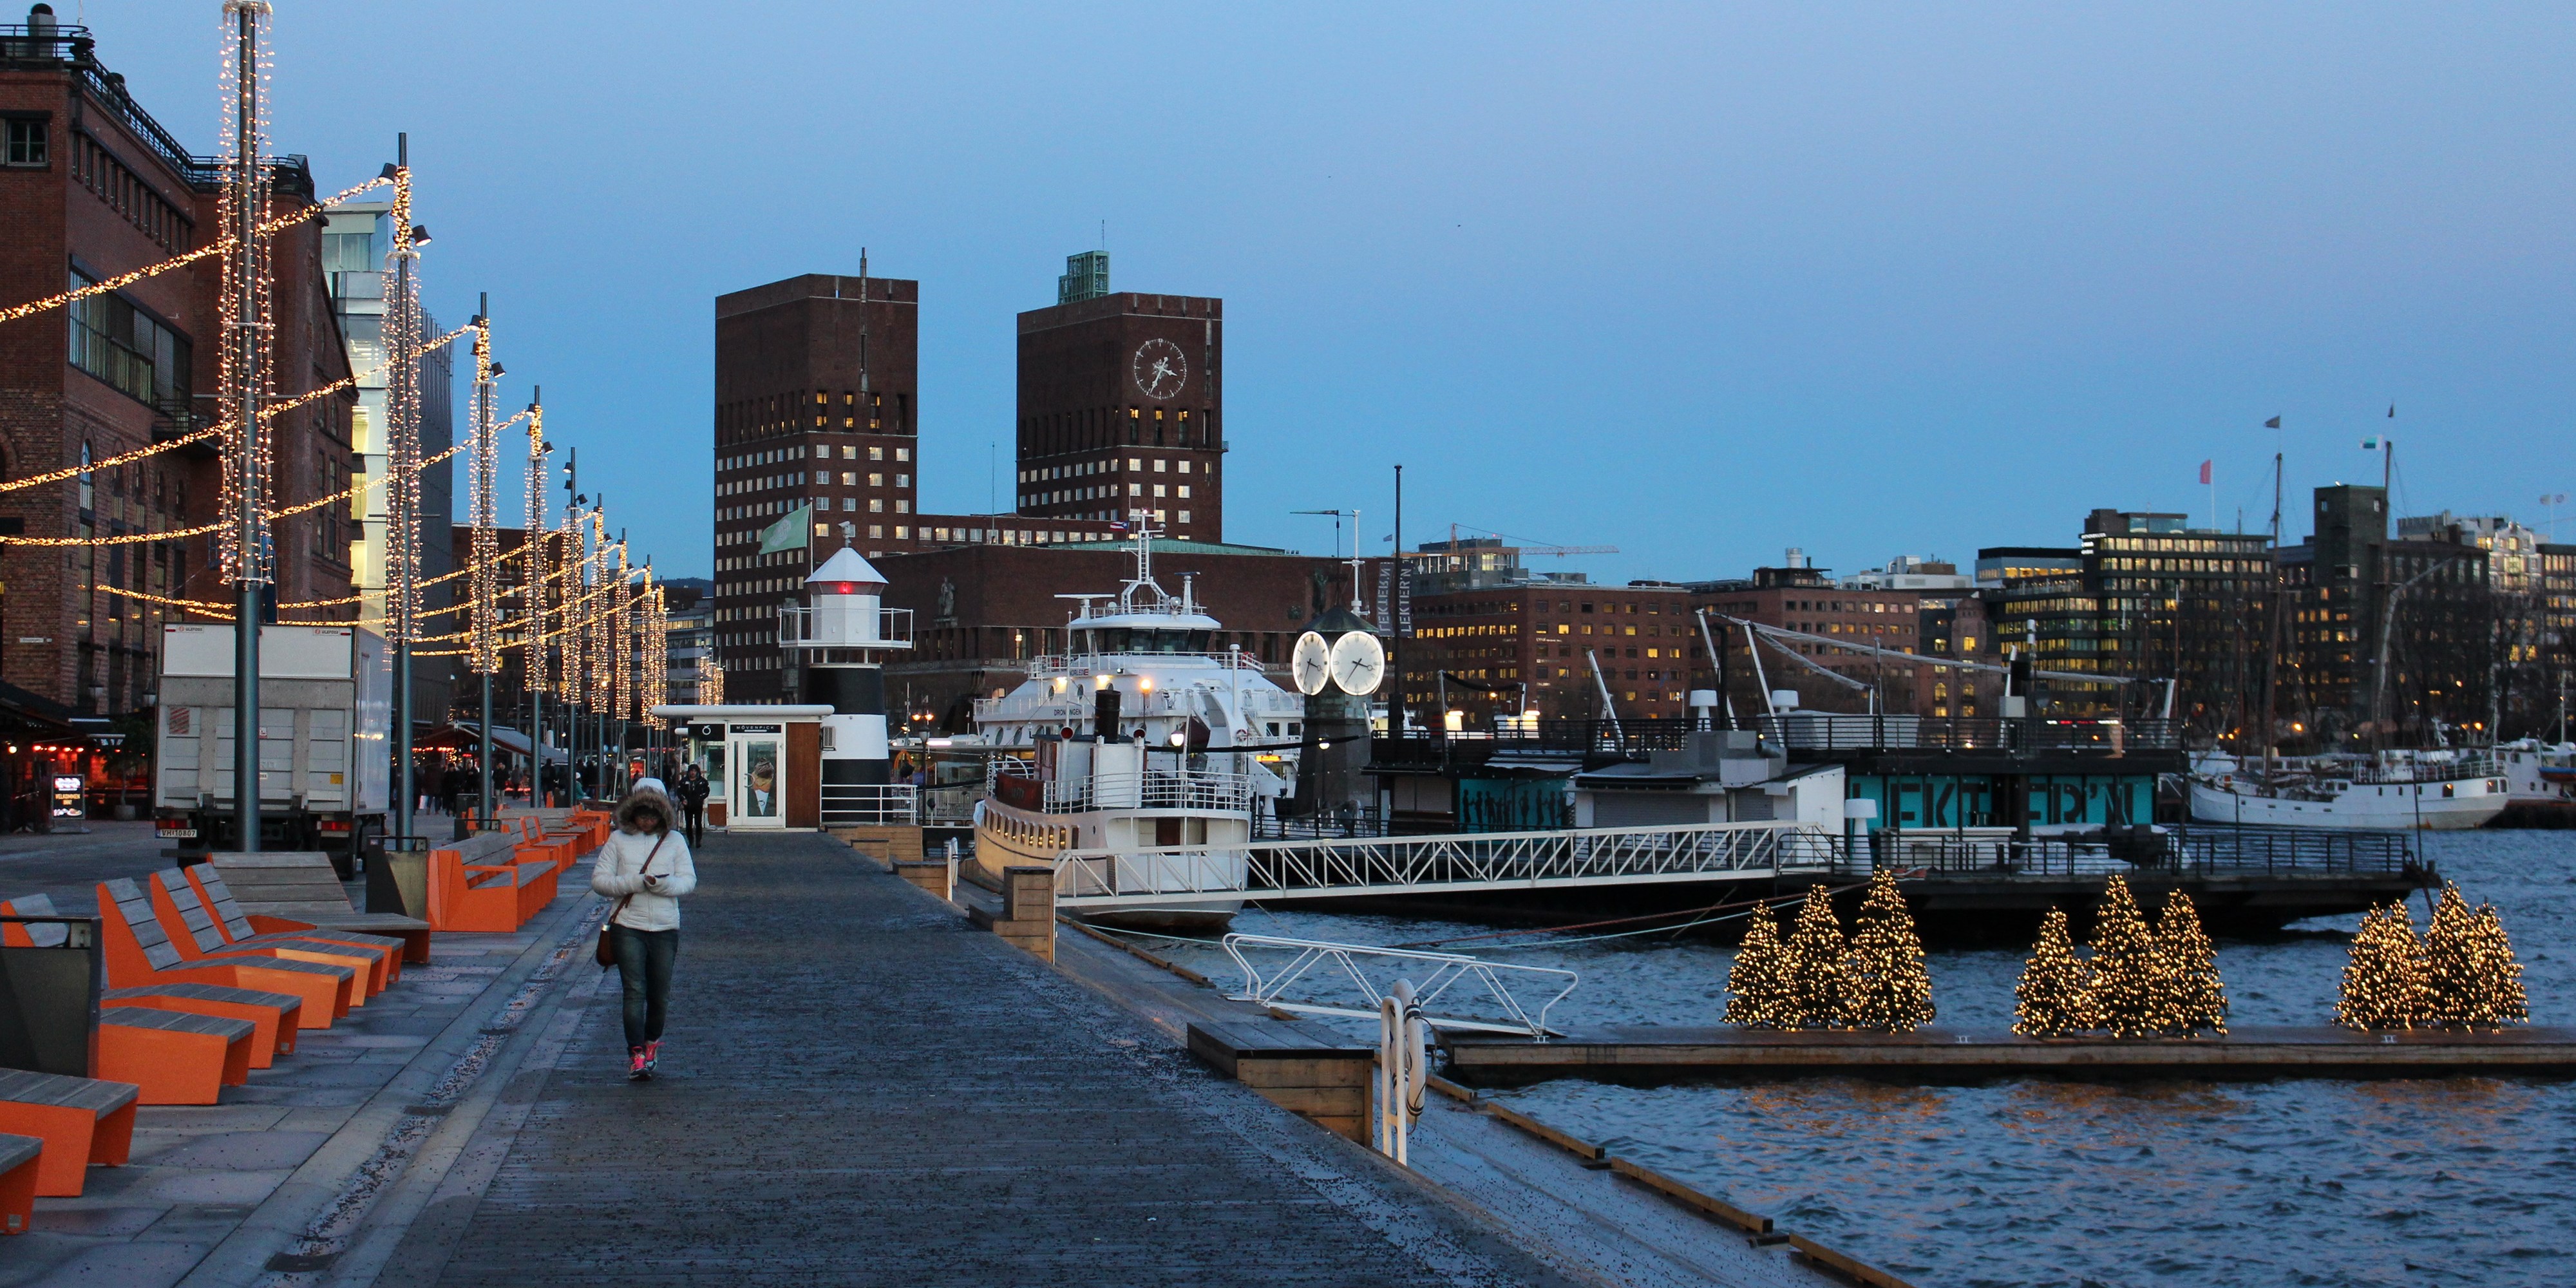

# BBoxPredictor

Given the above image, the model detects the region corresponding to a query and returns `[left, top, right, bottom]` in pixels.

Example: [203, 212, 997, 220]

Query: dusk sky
[88, 3, 2576, 581]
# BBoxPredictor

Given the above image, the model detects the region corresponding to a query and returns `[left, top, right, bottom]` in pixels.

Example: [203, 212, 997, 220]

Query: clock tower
[1016, 254, 1226, 542]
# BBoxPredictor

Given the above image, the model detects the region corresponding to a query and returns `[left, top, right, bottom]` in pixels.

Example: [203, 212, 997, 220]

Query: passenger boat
[2496, 738, 2576, 805]
[2186, 749, 2510, 830]
[970, 529, 1304, 930]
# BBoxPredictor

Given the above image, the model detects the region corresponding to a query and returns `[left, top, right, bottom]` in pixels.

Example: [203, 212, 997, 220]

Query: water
[1127, 829, 2576, 1287]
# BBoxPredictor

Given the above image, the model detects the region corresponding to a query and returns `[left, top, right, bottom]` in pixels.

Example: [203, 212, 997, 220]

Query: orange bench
[426, 832, 558, 933]
[0, 1132, 38, 1233]
[98, 1009, 254, 1105]
[148, 872, 387, 1000]
[98, 878, 356, 1027]
[204, 855, 432, 965]
[509, 816, 577, 872]
[2, 896, 303, 1070]
[0, 1070, 135, 1198]
[175, 867, 407, 988]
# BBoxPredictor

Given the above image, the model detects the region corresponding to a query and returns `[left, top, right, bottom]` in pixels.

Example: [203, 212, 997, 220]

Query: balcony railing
[1376, 715, 2176, 761]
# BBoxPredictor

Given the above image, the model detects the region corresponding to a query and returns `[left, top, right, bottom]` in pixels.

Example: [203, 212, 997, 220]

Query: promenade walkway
[384, 831, 1578, 1287]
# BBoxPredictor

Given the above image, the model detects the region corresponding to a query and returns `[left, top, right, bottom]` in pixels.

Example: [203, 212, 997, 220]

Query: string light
[2336, 901, 2425, 1030]
[524, 400, 550, 707]
[2084, 876, 2161, 1039]
[1839, 869, 1934, 1032]
[1722, 900, 1787, 1027]
[2012, 907, 2094, 1037]
[1775, 887, 1846, 1030]
[466, 314, 500, 674]
[0, 173, 390, 327]
[216, 0, 277, 587]
[2151, 891, 2227, 1036]
[384, 160, 426, 645]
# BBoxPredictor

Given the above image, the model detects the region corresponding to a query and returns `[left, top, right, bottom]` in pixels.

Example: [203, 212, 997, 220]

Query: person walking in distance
[591, 784, 698, 1080]
[677, 766, 710, 847]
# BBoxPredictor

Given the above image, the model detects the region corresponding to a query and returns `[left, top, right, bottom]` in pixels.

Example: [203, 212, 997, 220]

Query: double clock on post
[1132, 338, 1188, 400]
[1293, 627, 1385, 696]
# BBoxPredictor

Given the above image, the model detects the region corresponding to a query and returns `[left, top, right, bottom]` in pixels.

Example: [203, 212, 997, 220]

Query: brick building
[0, 13, 358, 723]
[1402, 580, 1703, 726]
[711, 258, 1229, 703]
[1015, 253, 1225, 539]
[1690, 562, 1942, 720]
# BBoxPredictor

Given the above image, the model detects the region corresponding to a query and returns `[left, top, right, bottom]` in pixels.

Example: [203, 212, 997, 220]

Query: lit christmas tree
[1723, 901, 1789, 1027]
[2087, 876, 2162, 1039]
[2334, 901, 2427, 1030]
[2420, 883, 2481, 1028]
[2012, 907, 2094, 1037]
[1777, 886, 1848, 1029]
[2465, 901, 2530, 1028]
[2152, 890, 2228, 1036]
[1839, 869, 1935, 1032]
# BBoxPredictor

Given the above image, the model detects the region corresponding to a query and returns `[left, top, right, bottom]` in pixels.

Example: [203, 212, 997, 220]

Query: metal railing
[820, 782, 918, 826]
[1253, 801, 1391, 840]
[1021, 650, 1269, 679]
[1053, 820, 1835, 907]
[1222, 933, 1578, 1039]
[1374, 715, 2177, 761]
[775, 604, 913, 651]
[989, 762, 1255, 815]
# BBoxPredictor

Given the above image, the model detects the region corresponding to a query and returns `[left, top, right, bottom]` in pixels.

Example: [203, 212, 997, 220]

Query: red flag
[2198, 460, 2212, 485]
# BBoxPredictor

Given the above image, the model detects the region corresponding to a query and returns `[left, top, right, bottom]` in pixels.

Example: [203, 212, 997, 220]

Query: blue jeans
[610, 924, 679, 1049]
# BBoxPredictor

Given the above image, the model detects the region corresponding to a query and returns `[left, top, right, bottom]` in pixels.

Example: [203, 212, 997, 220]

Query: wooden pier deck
[389, 831, 1591, 1288]
[1443, 1025, 2576, 1086]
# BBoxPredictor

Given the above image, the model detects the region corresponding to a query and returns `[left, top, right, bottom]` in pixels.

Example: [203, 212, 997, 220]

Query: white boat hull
[2188, 778, 2508, 830]
[974, 799, 1245, 931]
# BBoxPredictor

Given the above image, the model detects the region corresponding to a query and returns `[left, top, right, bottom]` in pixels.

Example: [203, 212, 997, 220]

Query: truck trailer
[154, 623, 392, 866]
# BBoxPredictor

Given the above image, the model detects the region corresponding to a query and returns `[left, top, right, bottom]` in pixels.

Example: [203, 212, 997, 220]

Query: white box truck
[153, 623, 392, 864]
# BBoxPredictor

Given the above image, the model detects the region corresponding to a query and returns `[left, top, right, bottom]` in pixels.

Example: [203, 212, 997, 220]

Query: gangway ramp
[1052, 820, 1835, 909]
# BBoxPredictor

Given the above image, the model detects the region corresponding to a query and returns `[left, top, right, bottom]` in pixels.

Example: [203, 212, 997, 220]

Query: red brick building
[0, 15, 357, 721]
[1015, 278, 1225, 540]
[1402, 582, 1705, 726]
[1690, 566, 1955, 719]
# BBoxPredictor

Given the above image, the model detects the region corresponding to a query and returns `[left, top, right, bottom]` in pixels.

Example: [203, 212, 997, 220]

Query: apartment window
[840, 472, 855, 486]
[896, 448, 910, 462]
[896, 474, 909, 488]
[3, 118, 45, 167]
[1178, 460, 1191, 474]
[1128, 457, 1142, 471]
[869, 498, 883, 513]
[1128, 482, 1142, 497]
[869, 473, 883, 488]
[871, 447, 884, 461]
[1153, 484, 1166, 498]
[1153, 459, 1168, 472]
[1177, 485, 1191, 498]
[66, 270, 189, 415]
[840, 446, 855, 459]
[1177, 511, 1191, 524]
[895, 500, 910, 513]
[869, 525, 884, 538]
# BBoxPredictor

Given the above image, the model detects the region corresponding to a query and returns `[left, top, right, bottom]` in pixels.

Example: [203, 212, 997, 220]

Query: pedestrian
[678, 765, 709, 846]
[431, 761, 457, 816]
[592, 784, 697, 1081]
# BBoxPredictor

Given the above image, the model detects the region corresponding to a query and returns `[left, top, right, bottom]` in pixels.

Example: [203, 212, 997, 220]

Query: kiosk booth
[649, 705, 829, 830]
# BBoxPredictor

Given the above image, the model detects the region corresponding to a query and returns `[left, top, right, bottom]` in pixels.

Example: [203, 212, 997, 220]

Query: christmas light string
[0, 173, 392, 328]
[466, 313, 500, 674]
[216, 0, 277, 587]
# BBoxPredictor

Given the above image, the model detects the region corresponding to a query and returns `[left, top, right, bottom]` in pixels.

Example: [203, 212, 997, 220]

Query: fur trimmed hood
[615, 788, 677, 835]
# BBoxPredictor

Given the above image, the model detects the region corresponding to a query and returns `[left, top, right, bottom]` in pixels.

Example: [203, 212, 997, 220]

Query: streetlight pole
[224, 2, 270, 854]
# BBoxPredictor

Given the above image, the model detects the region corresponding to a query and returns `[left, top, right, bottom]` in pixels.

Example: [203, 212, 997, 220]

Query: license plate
[159, 826, 198, 838]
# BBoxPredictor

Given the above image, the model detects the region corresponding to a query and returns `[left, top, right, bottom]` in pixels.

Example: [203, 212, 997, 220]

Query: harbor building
[0, 10, 361, 727]
[1689, 553, 1946, 721]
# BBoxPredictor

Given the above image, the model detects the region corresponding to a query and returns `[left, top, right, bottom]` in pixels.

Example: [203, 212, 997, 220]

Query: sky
[74, 1, 2576, 582]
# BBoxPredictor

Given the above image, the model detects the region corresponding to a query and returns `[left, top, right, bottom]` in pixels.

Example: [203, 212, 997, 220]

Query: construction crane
[1403, 524, 1618, 561]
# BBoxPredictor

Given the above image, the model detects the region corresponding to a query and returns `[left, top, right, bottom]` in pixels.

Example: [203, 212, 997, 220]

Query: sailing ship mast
[2263, 450, 2283, 777]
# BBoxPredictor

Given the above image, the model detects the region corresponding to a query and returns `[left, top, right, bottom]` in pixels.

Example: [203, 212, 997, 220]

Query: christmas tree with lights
[1723, 901, 1789, 1027]
[2012, 907, 2093, 1037]
[1839, 869, 1935, 1032]
[2152, 890, 2227, 1036]
[2420, 883, 2481, 1028]
[2465, 900, 2529, 1028]
[2334, 901, 2426, 1030]
[2086, 876, 2163, 1039]
[1777, 886, 1848, 1029]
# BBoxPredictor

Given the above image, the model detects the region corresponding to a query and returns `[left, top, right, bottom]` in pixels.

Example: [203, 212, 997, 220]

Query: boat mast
[2264, 449, 2282, 777]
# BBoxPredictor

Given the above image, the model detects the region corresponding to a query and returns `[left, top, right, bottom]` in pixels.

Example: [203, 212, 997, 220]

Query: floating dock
[1443, 1025, 2576, 1086]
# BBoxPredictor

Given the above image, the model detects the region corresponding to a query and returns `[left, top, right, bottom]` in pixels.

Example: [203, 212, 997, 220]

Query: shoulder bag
[596, 832, 670, 969]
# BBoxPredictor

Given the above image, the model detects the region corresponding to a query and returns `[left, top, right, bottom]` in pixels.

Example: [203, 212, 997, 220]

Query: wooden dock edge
[1788, 1233, 1918, 1288]
[1059, 919, 1215, 988]
[1480, 1101, 1605, 1162]
[1606, 1157, 1772, 1236]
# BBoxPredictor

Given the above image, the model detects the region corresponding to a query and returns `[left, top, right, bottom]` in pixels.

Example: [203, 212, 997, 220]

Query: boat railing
[820, 783, 918, 827]
[986, 760, 1256, 815]
[1021, 651, 1270, 679]
[1375, 715, 2177, 761]
[2345, 753, 2503, 785]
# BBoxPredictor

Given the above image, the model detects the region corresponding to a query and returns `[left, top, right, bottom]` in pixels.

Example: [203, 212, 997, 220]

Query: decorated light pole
[219, 0, 275, 852]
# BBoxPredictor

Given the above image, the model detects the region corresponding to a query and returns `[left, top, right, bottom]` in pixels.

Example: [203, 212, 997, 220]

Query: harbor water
[1130, 829, 2576, 1287]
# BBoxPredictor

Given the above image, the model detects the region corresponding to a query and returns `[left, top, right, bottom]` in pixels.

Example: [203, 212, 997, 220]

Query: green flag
[759, 503, 813, 555]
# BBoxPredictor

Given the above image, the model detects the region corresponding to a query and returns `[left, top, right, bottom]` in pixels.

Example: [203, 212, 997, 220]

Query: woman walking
[591, 785, 698, 1080]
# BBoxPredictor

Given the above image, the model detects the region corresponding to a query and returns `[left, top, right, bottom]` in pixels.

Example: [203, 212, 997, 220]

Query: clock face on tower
[1132, 337, 1188, 400]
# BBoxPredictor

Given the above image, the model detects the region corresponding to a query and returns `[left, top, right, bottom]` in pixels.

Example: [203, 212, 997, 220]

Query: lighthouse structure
[786, 547, 913, 788]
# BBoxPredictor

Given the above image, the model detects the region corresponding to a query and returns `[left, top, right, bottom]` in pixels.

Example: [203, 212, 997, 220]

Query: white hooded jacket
[590, 790, 699, 931]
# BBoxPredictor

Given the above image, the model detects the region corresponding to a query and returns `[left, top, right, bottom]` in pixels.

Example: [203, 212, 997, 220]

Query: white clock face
[1330, 630, 1386, 696]
[1132, 337, 1188, 400]
[1291, 630, 1332, 696]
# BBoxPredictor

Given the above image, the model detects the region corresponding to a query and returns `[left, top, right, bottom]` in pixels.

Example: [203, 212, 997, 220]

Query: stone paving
[396, 830, 1580, 1288]
[0, 842, 597, 1288]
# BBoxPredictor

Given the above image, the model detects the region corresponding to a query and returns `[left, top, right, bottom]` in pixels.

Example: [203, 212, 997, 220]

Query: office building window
[3, 118, 45, 166]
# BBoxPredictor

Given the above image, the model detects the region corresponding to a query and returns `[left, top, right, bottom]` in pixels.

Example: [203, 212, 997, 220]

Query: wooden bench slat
[105, 983, 303, 1009]
[0, 1070, 140, 1113]
[0, 1132, 41, 1173]
[100, 1009, 255, 1040]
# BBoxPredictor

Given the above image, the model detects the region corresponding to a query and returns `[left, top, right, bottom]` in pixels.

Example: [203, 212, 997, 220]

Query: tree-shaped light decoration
[2086, 876, 2162, 1039]
[1723, 901, 1788, 1027]
[1778, 886, 1848, 1030]
[1839, 869, 1935, 1032]
[2334, 902, 2425, 1030]
[2420, 883, 2481, 1028]
[2013, 907, 2093, 1037]
[2152, 890, 2227, 1036]
[2465, 900, 2530, 1028]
